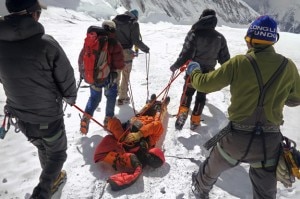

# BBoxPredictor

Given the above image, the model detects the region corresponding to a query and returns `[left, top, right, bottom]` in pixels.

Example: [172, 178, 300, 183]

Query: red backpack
[81, 26, 111, 85]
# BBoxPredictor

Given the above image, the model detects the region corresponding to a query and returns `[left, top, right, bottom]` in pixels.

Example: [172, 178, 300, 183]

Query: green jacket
[190, 46, 300, 125]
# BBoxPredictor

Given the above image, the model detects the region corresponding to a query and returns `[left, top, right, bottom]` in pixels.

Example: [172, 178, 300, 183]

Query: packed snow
[0, 6, 300, 199]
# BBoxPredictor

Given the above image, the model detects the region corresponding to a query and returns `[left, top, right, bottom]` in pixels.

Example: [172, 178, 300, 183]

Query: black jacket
[172, 15, 230, 72]
[113, 14, 149, 52]
[0, 15, 77, 124]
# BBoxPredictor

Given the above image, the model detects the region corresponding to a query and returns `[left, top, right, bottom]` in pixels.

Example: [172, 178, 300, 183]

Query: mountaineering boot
[175, 106, 189, 130]
[80, 114, 90, 134]
[103, 116, 111, 127]
[164, 96, 170, 106]
[51, 170, 67, 194]
[190, 114, 201, 130]
[30, 186, 42, 199]
[146, 93, 156, 104]
[117, 97, 130, 105]
[192, 172, 209, 199]
[150, 93, 156, 101]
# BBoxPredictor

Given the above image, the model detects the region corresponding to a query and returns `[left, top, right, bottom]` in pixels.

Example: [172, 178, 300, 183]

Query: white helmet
[102, 20, 116, 32]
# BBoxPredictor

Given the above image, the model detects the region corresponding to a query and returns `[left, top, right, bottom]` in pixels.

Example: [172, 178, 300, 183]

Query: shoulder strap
[243, 55, 288, 169]
[245, 54, 288, 107]
[98, 36, 108, 50]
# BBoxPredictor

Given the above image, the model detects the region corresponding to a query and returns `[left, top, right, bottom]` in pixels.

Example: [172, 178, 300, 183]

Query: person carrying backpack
[78, 20, 124, 134]
[0, 0, 77, 198]
[187, 16, 300, 199]
[113, 9, 150, 105]
[170, 9, 230, 130]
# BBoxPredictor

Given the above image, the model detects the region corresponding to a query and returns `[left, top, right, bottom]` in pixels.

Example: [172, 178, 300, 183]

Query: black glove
[144, 47, 150, 54]
[134, 49, 139, 57]
[63, 96, 76, 106]
[80, 73, 84, 80]
[107, 71, 118, 88]
[170, 64, 177, 72]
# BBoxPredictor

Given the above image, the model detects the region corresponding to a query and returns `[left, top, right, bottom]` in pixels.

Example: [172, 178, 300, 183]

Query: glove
[134, 46, 139, 57]
[144, 47, 149, 54]
[106, 71, 118, 88]
[134, 49, 139, 57]
[80, 73, 84, 80]
[276, 154, 294, 188]
[186, 61, 201, 75]
[170, 64, 177, 72]
[124, 131, 143, 143]
[63, 96, 76, 106]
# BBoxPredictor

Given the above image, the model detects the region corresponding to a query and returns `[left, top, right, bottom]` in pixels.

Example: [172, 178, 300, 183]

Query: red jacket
[107, 33, 124, 71]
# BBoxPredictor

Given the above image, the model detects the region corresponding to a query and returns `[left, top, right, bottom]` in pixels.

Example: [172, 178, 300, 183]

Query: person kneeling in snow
[94, 97, 169, 190]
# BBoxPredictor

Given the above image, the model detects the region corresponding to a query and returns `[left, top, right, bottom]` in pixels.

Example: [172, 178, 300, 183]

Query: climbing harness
[205, 54, 288, 170]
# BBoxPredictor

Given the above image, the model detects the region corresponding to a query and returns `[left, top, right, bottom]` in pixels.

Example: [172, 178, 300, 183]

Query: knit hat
[200, 9, 216, 19]
[6, 0, 47, 14]
[245, 15, 278, 45]
[102, 20, 116, 33]
[130, 9, 139, 19]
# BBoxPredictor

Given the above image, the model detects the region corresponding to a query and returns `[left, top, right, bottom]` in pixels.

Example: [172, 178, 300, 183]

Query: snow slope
[0, 6, 300, 199]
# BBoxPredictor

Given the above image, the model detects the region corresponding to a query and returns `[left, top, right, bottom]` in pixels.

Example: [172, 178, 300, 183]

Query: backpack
[82, 26, 111, 85]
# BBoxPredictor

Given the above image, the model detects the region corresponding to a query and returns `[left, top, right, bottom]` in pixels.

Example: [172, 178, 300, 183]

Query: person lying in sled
[94, 95, 169, 190]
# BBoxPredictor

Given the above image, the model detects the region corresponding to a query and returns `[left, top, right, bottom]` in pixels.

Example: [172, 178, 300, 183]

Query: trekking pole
[145, 52, 150, 101]
[76, 77, 83, 93]
[127, 78, 137, 116]
[72, 104, 107, 130]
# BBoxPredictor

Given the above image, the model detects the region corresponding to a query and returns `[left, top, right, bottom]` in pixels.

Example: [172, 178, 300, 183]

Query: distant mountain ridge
[243, 0, 300, 33]
[0, 0, 258, 26]
[109, 0, 258, 25]
[1, 0, 299, 33]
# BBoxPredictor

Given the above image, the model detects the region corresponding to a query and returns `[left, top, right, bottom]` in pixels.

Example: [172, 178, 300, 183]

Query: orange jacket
[107, 116, 164, 147]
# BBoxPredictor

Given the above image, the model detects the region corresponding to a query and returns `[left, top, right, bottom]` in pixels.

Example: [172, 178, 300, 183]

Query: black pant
[18, 118, 67, 199]
[180, 81, 206, 115]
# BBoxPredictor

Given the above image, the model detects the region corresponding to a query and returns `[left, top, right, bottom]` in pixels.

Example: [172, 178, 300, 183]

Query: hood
[192, 15, 217, 30]
[0, 14, 44, 42]
[113, 13, 136, 25]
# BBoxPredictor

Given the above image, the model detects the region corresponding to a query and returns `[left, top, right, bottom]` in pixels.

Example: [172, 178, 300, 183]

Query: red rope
[72, 104, 107, 130]
[72, 61, 190, 142]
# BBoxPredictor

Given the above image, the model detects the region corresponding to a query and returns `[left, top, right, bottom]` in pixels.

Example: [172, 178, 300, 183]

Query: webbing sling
[233, 54, 288, 169]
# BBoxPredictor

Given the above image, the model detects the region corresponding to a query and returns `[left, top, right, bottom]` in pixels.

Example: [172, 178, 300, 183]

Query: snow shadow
[177, 103, 252, 198]
[217, 165, 253, 198]
[77, 135, 112, 180]
[177, 102, 228, 154]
